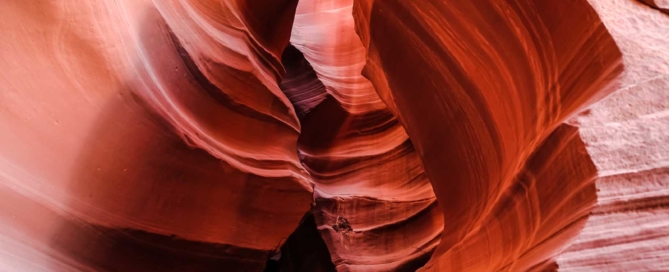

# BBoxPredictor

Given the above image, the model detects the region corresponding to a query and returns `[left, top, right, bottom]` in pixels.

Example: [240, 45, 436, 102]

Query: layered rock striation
[353, 0, 622, 270]
[1, 0, 667, 271]
[289, 0, 442, 270]
[0, 0, 312, 270]
[557, 0, 669, 270]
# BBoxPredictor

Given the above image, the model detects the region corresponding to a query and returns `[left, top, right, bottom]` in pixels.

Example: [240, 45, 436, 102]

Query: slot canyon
[1, 0, 668, 271]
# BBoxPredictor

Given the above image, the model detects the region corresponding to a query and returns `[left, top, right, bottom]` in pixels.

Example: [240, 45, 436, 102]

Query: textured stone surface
[0, 0, 312, 270]
[639, 0, 669, 14]
[557, 0, 669, 270]
[353, 0, 622, 270]
[290, 1, 442, 270]
[0, 0, 667, 271]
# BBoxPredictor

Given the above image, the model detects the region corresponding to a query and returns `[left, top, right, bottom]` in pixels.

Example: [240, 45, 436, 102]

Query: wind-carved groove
[2, 0, 664, 271]
[282, 0, 444, 268]
[168, 30, 289, 126]
[278, 27, 442, 270]
[637, 0, 669, 15]
[279, 44, 329, 118]
[353, 0, 623, 270]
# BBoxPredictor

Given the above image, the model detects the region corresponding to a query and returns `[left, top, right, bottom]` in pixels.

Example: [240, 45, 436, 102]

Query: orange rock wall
[353, 0, 622, 270]
[0, 1, 311, 270]
[1, 0, 667, 271]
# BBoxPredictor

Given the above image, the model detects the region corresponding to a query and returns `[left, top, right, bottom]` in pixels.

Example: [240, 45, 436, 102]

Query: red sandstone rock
[290, 1, 442, 270]
[353, 0, 622, 270]
[0, 0, 667, 271]
[0, 0, 311, 270]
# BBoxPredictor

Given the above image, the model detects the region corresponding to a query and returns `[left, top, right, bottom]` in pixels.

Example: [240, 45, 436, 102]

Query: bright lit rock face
[0, 1, 666, 272]
[0, 1, 312, 271]
[556, 0, 669, 270]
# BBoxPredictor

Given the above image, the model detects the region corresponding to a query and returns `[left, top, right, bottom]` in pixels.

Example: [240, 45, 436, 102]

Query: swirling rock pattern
[289, 0, 442, 270]
[0, 0, 312, 270]
[1, 0, 667, 271]
[353, 0, 622, 270]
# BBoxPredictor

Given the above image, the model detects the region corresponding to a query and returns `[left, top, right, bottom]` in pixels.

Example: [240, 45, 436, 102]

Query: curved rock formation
[557, 0, 669, 270]
[353, 0, 622, 270]
[0, 0, 312, 270]
[280, 44, 329, 117]
[1, 0, 668, 271]
[289, 0, 442, 270]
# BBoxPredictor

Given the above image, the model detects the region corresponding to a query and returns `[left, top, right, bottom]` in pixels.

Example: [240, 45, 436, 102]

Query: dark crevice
[637, 0, 669, 15]
[264, 212, 336, 272]
[332, 215, 355, 236]
[279, 44, 329, 119]
[49, 220, 269, 271]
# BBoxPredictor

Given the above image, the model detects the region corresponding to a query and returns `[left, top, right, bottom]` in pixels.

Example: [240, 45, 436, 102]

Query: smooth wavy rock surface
[557, 0, 669, 270]
[291, 0, 387, 113]
[0, 0, 312, 270]
[289, 0, 442, 270]
[1, 0, 668, 271]
[353, 0, 623, 270]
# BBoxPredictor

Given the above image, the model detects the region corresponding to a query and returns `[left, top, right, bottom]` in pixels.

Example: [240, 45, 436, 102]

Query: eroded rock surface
[290, 1, 442, 270]
[0, 0, 312, 270]
[353, 0, 622, 270]
[557, 1, 669, 270]
[0, 0, 667, 271]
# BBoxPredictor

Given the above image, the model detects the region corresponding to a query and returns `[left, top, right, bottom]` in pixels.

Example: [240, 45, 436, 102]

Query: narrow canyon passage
[0, 0, 668, 271]
[286, 0, 442, 270]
